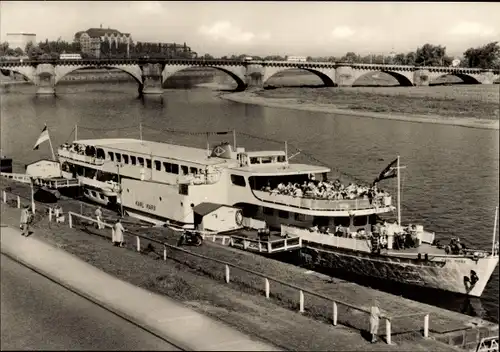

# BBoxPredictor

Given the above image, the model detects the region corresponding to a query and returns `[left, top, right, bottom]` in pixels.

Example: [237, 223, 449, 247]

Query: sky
[1, 1, 499, 57]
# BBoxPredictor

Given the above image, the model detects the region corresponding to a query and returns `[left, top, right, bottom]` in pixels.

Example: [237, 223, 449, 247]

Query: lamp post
[117, 162, 124, 217]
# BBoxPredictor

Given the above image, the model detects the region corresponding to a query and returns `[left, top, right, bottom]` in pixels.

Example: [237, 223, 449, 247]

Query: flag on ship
[373, 158, 398, 185]
[33, 125, 50, 150]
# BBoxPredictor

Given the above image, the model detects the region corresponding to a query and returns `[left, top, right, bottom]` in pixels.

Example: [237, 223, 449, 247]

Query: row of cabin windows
[106, 151, 202, 175]
[262, 207, 368, 226]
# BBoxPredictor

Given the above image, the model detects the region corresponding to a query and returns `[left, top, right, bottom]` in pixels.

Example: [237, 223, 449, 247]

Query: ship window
[138, 157, 144, 166]
[171, 164, 178, 174]
[294, 213, 306, 221]
[99, 193, 104, 199]
[155, 160, 161, 171]
[122, 155, 129, 164]
[353, 216, 367, 226]
[179, 184, 188, 195]
[261, 156, 272, 164]
[108, 152, 114, 161]
[115, 153, 121, 162]
[163, 162, 172, 173]
[278, 210, 289, 219]
[96, 148, 105, 159]
[181, 165, 188, 175]
[130, 156, 136, 165]
[189, 167, 198, 174]
[250, 157, 259, 164]
[231, 174, 246, 187]
[242, 204, 258, 217]
[146, 159, 152, 169]
[263, 207, 274, 215]
[334, 217, 351, 227]
[277, 155, 286, 162]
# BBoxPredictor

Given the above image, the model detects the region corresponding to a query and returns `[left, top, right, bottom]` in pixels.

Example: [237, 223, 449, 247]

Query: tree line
[1, 40, 498, 69]
[0, 39, 196, 60]
[211, 42, 499, 69]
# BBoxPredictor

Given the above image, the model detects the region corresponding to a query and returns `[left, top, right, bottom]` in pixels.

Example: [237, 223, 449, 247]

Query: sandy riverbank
[220, 90, 499, 130]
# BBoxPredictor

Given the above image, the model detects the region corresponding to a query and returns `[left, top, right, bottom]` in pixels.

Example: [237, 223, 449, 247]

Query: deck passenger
[369, 299, 381, 343]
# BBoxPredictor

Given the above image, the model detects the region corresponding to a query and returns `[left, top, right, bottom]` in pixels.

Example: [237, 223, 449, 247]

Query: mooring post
[332, 301, 338, 326]
[386, 319, 392, 345]
[163, 244, 167, 261]
[299, 290, 304, 313]
[2, 190, 6, 203]
[225, 264, 230, 283]
[424, 314, 429, 338]
[265, 278, 270, 298]
[69, 212, 73, 228]
[17, 196, 20, 208]
[136, 236, 140, 252]
[48, 207, 52, 222]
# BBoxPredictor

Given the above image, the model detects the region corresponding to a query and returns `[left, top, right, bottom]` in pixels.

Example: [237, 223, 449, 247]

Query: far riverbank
[220, 87, 499, 130]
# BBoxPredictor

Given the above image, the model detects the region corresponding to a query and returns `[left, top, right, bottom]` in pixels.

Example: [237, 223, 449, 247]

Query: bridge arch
[263, 67, 336, 87]
[162, 65, 247, 90]
[352, 70, 414, 87]
[0, 67, 35, 84]
[430, 73, 481, 85]
[54, 65, 143, 86]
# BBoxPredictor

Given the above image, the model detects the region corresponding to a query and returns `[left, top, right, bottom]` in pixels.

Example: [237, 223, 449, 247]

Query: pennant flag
[33, 125, 50, 150]
[373, 158, 398, 185]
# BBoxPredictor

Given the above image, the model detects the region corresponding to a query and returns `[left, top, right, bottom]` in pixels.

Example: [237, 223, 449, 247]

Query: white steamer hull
[301, 245, 498, 297]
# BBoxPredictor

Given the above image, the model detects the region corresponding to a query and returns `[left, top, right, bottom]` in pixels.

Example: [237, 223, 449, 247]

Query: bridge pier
[245, 64, 265, 91]
[413, 70, 430, 86]
[140, 63, 164, 95]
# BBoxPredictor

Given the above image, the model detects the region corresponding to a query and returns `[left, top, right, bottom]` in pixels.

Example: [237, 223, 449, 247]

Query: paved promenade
[0, 225, 281, 351]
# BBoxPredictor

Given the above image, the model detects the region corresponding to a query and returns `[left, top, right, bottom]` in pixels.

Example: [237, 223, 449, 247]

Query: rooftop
[233, 163, 330, 175]
[75, 138, 233, 166]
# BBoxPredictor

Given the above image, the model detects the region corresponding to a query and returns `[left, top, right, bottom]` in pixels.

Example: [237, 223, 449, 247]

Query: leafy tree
[415, 44, 447, 66]
[463, 41, 500, 69]
[0, 42, 9, 56]
[14, 47, 24, 56]
[342, 52, 358, 63]
[405, 52, 416, 65]
[203, 53, 214, 59]
[393, 53, 406, 65]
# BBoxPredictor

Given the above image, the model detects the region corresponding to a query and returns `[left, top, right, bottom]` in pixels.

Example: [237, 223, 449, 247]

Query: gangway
[1, 172, 80, 189]
[229, 235, 302, 254]
[33, 177, 80, 189]
[0, 172, 31, 184]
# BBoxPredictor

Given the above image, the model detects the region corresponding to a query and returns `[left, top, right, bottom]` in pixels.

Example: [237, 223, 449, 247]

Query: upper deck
[73, 138, 233, 167]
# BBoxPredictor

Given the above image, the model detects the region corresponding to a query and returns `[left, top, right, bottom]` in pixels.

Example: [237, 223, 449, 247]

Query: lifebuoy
[235, 210, 243, 226]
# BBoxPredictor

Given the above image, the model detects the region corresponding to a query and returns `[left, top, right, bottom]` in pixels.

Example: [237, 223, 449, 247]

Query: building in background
[6, 32, 36, 52]
[74, 25, 132, 58]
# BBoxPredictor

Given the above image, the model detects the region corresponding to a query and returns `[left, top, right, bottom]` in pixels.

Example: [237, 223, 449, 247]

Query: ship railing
[58, 149, 105, 165]
[252, 190, 392, 211]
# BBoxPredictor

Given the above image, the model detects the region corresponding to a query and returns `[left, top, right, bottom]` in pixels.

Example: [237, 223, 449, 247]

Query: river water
[1, 81, 498, 322]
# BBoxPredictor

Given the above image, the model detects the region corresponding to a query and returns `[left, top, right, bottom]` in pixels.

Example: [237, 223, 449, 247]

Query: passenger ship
[56, 137, 499, 297]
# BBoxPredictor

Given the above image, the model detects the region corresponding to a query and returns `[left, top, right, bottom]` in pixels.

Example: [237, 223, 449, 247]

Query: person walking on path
[370, 299, 381, 343]
[112, 218, 125, 247]
[20, 205, 31, 237]
[95, 206, 104, 229]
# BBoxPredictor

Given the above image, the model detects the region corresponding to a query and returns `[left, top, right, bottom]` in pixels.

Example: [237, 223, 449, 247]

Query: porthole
[159, 197, 162, 201]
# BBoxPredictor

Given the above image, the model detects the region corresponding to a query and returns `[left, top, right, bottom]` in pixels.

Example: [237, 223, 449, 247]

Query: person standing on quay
[112, 218, 125, 247]
[370, 299, 381, 343]
[95, 206, 104, 229]
[20, 205, 31, 237]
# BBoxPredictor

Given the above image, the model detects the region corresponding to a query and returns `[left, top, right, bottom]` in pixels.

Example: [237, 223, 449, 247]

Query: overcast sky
[1, 1, 499, 57]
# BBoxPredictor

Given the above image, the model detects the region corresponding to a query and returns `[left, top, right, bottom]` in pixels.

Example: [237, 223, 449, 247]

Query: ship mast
[397, 155, 401, 226]
[493, 206, 498, 255]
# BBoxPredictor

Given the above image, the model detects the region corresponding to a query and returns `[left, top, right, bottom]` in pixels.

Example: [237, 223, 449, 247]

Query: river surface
[1, 81, 498, 323]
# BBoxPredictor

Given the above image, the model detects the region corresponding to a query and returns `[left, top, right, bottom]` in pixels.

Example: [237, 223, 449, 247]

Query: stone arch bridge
[0, 59, 498, 95]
